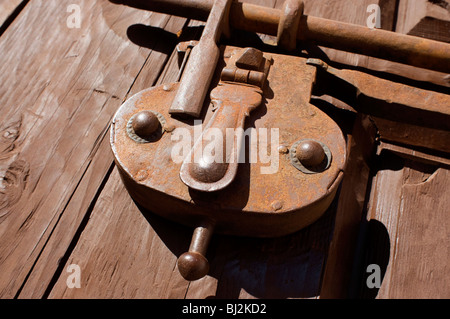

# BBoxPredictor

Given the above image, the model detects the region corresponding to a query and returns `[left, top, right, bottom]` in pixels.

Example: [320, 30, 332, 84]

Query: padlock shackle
[112, 0, 450, 74]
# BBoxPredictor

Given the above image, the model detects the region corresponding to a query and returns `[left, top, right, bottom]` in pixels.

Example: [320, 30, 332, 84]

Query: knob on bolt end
[177, 223, 214, 281]
[177, 252, 210, 281]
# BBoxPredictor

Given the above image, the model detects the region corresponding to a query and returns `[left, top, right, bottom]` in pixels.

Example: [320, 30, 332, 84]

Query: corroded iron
[109, 0, 450, 281]
[307, 58, 450, 154]
[168, 0, 231, 117]
[131, 111, 160, 138]
[296, 140, 326, 167]
[111, 47, 347, 280]
[126, 110, 166, 144]
[290, 139, 332, 174]
[177, 222, 214, 281]
[180, 48, 272, 192]
[277, 0, 303, 50]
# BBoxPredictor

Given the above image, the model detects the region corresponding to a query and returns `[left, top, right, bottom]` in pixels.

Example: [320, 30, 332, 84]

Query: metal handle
[179, 47, 271, 192]
[168, 0, 232, 117]
[177, 222, 214, 281]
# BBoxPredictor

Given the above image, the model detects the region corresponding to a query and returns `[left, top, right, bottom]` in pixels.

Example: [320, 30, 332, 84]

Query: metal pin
[176, 46, 193, 82]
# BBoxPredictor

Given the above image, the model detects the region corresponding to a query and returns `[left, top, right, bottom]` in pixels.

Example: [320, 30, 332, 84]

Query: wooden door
[0, 0, 448, 299]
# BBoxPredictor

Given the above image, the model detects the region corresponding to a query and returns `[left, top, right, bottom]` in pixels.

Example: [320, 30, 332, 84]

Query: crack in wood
[0, 115, 22, 158]
[428, 0, 449, 10]
[0, 160, 29, 218]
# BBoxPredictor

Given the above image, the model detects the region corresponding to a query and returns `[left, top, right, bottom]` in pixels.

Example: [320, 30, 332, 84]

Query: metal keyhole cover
[110, 46, 347, 238]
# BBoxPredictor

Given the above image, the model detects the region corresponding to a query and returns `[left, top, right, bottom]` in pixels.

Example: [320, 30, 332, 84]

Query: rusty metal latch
[111, 45, 347, 281]
[110, 0, 450, 281]
[180, 48, 272, 192]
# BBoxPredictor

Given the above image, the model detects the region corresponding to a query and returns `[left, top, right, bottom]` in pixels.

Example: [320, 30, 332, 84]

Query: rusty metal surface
[111, 46, 347, 240]
[298, 15, 450, 74]
[169, 0, 231, 117]
[290, 139, 332, 174]
[112, 0, 450, 73]
[179, 48, 272, 192]
[308, 58, 450, 154]
[109, 0, 450, 282]
[177, 222, 215, 281]
[277, 0, 303, 51]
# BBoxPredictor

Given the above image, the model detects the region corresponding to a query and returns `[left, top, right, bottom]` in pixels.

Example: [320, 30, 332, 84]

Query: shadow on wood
[127, 24, 178, 53]
[135, 193, 340, 299]
[353, 219, 391, 299]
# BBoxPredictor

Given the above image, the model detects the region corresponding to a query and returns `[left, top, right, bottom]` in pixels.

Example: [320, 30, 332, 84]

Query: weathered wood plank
[0, 0, 185, 298]
[303, 0, 449, 87]
[48, 167, 192, 298]
[319, 115, 377, 298]
[358, 156, 450, 298]
[396, 0, 450, 43]
[17, 132, 114, 298]
[387, 165, 450, 298]
[19, 12, 187, 300]
[350, 2, 450, 298]
[0, 0, 25, 31]
[47, 17, 192, 299]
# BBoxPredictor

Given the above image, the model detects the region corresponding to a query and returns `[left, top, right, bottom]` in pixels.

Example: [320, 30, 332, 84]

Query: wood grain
[0, 0, 185, 298]
[48, 18, 194, 299]
[396, 0, 450, 43]
[0, 0, 25, 30]
[358, 156, 450, 298]
[21, 11, 187, 300]
[48, 167, 192, 298]
[387, 166, 449, 298]
[348, 0, 450, 298]
[1, 0, 447, 300]
[47, 0, 392, 299]
[319, 114, 377, 298]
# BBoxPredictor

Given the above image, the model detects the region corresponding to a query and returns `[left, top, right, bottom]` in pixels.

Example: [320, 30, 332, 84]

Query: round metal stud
[296, 140, 326, 167]
[127, 110, 166, 143]
[290, 139, 332, 174]
[132, 111, 159, 138]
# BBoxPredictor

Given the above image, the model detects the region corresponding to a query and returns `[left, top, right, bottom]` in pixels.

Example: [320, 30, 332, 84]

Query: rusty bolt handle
[177, 222, 214, 281]
[168, 0, 232, 118]
[111, 0, 450, 74]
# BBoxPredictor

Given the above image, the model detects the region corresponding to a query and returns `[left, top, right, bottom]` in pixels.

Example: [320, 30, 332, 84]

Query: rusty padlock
[110, 0, 450, 281]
